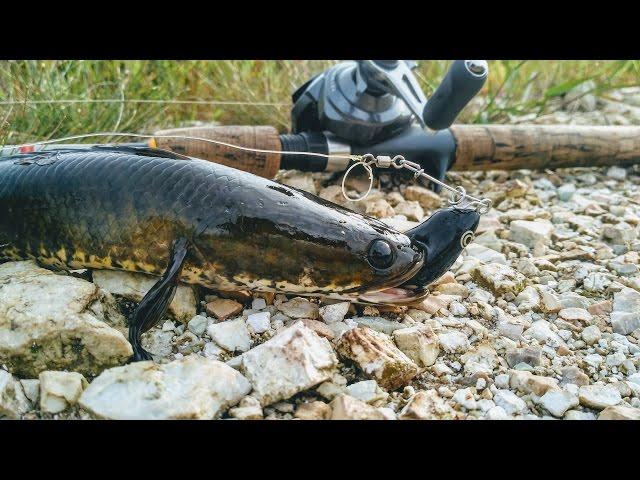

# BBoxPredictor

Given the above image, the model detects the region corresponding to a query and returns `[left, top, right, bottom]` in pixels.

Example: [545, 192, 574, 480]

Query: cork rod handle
[450, 124, 640, 171]
[153, 125, 282, 178]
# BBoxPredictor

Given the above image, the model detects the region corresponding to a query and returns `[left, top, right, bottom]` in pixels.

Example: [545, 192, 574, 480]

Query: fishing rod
[3, 60, 640, 193]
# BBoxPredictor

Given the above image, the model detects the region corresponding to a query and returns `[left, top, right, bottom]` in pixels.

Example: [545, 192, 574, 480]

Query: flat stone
[579, 384, 622, 410]
[205, 298, 243, 321]
[540, 390, 579, 417]
[207, 318, 251, 353]
[330, 394, 387, 420]
[598, 405, 640, 420]
[336, 327, 419, 391]
[93, 269, 196, 322]
[470, 263, 527, 296]
[0, 369, 31, 419]
[79, 356, 251, 419]
[413, 295, 451, 314]
[0, 261, 132, 378]
[277, 297, 319, 320]
[241, 322, 338, 406]
[39, 371, 88, 414]
[319, 302, 350, 324]
[559, 307, 593, 325]
[351, 316, 405, 336]
[509, 219, 554, 248]
[509, 370, 560, 396]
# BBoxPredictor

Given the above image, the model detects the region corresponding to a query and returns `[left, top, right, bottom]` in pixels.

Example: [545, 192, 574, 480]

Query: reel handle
[422, 60, 488, 130]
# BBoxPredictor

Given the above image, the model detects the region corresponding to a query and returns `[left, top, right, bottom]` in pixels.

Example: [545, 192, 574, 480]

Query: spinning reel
[284, 60, 488, 191]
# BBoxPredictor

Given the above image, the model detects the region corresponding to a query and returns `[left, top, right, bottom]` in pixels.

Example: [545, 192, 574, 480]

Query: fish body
[0, 147, 428, 303]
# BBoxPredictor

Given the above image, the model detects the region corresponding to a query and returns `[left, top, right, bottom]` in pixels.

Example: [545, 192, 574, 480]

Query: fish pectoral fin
[128, 237, 189, 362]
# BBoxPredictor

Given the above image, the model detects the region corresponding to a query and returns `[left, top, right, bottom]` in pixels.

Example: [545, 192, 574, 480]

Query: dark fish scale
[0, 148, 423, 294]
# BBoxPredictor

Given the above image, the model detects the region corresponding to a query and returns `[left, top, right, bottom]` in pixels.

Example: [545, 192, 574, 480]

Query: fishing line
[1, 131, 492, 213]
[0, 99, 290, 107]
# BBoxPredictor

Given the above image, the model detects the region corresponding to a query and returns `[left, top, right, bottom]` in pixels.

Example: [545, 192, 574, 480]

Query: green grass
[1, 60, 639, 146]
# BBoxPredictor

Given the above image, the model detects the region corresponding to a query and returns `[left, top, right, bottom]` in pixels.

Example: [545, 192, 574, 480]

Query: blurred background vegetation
[1, 60, 639, 145]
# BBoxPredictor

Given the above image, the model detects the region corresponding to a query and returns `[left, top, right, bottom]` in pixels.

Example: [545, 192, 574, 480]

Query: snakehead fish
[0, 146, 479, 360]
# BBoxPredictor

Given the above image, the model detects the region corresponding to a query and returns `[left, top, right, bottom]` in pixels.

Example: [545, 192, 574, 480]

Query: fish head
[357, 206, 480, 304]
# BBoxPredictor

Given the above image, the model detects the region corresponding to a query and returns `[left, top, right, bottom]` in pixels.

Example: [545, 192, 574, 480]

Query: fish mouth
[357, 286, 430, 305]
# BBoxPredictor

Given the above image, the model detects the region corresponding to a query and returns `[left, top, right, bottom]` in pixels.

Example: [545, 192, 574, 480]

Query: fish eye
[460, 230, 475, 248]
[367, 239, 395, 269]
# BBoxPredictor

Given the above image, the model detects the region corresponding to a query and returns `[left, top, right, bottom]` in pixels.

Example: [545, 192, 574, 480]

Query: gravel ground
[2, 86, 640, 420]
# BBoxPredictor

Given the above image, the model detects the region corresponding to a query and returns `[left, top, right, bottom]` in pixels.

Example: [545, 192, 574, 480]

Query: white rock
[330, 394, 386, 420]
[251, 298, 267, 310]
[583, 354, 603, 368]
[79, 356, 250, 419]
[20, 379, 40, 404]
[581, 325, 602, 345]
[39, 371, 88, 414]
[438, 330, 470, 354]
[0, 370, 31, 418]
[607, 166, 627, 180]
[246, 311, 271, 334]
[92, 269, 196, 322]
[540, 390, 579, 417]
[485, 405, 509, 420]
[398, 390, 456, 420]
[141, 329, 174, 358]
[515, 286, 541, 311]
[579, 384, 622, 410]
[493, 389, 527, 416]
[495, 374, 510, 389]
[337, 327, 419, 391]
[207, 318, 251, 352]
[557, 183, 576, 201]
[202, 342, 224, 359]
[277, 297, 319, 319]
[319, 302, 350, 324]
[392, 324, 440, 367]
[523, 320, 564, 347]
[509, 220, 554, 248]
[610, 287, 640, 334]
[241, 322, 338, 406]
[344, 380, 389, 405]
[0, 261, 132, 377]
[453, 387, 477, 410]
[228, 396, 264, 420]
[187, 315, 208, 336]
[464, 244, 507, 265]
[564, 410, 597, 420]
[470, 263, 526, 296]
